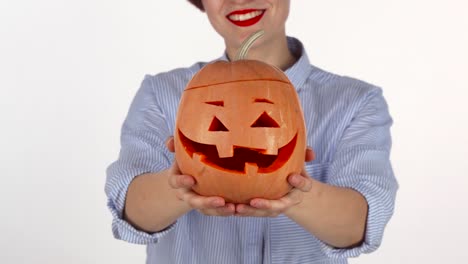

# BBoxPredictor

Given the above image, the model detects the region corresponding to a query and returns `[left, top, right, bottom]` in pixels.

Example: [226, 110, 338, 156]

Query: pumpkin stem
[234, 30, 265, 61]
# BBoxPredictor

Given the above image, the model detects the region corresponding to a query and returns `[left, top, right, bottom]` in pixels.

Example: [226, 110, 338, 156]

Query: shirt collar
[216, 37, 312, 91]
[284, 37, 313, 91]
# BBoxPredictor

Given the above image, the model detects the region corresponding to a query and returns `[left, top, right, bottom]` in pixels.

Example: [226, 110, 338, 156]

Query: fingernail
[292, 175, 302, 184]
[184, 177, 194, 185]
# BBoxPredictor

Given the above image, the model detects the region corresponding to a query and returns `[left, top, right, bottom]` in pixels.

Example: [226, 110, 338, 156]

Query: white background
[1, 0, 467, 263]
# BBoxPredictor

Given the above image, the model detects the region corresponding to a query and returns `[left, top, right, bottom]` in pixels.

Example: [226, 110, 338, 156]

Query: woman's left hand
[235, 172, 313, 217]
[235, 148, 315, 217]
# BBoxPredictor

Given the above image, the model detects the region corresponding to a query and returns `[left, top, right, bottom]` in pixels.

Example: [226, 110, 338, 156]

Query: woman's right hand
[166, 137, 236, 217]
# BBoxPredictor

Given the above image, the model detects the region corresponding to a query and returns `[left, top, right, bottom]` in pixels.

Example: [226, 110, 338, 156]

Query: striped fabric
[105, 37, 398, 264]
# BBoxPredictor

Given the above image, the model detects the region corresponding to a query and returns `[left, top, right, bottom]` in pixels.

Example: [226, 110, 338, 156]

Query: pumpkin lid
[186, 60, 291, 90]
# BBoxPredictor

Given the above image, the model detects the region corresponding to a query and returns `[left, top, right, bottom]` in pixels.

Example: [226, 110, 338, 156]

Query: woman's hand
[235, 148, 315, 217]
[235, 171, 314, 217]
[166, 137, 236, 217]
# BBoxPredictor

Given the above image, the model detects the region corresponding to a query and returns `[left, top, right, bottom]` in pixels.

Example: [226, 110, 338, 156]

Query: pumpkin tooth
[193, 152, 205, 162]
[245, 162, 259, 175]
[192, 152, 207, 174]
[264, 146, 278, 155]
[216, 144, 234, 158]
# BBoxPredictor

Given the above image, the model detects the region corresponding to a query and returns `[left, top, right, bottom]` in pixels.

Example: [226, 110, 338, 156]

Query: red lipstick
[226, 9, 265, 27]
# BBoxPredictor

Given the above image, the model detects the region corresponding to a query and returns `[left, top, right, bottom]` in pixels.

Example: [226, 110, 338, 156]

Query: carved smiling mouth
[178, 130, 297, 174]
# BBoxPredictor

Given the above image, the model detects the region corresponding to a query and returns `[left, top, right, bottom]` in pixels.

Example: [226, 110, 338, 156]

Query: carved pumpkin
[174, 31, 307, 204]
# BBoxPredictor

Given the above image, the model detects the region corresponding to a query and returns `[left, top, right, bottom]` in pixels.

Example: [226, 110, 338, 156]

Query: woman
[105, 1, 398, 263]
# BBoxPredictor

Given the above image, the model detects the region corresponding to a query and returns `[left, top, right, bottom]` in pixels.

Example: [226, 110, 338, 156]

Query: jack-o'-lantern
[174, 31, 307, 203]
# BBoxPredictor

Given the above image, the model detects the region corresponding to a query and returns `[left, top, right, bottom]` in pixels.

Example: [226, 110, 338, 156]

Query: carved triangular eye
[205, 101, 224, 107]
[251, 112, 280, 128]
[254, 98, 274, 104]
[209, 116, 229, 131]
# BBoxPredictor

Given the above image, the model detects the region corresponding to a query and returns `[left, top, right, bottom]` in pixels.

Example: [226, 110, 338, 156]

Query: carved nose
[209, 116, 229, 132]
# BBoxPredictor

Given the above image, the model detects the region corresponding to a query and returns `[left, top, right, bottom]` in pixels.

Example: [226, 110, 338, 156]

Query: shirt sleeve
[319, 87, 399, 257]
[104, 75, 176, 244]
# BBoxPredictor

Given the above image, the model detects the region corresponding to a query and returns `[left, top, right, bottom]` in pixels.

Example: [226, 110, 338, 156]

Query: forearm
[124, 170, 191, 233]
[285, 179, 368, 248]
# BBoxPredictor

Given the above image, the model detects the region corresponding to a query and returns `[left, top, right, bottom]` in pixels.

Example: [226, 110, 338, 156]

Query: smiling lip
[226, 9, 265, 27]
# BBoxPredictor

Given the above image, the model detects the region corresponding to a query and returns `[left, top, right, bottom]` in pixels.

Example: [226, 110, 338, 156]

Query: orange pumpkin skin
[174, 60, 306, 204]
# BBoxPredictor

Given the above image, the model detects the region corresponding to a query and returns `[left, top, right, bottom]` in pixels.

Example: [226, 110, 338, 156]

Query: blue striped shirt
[105, 37, 398, 264]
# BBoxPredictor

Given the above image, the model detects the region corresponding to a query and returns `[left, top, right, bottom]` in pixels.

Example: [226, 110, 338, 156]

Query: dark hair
[187, 0, 204, 11]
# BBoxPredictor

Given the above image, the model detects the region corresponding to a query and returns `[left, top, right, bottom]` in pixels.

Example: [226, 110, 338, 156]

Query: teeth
[216, 144, 234, 158]
[229, 10, 263, 21]
[245, 162, 259, 175]
[264, 146, 278, 155]
[192, 152, 207, 174]
[193, 152, 204, 162]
